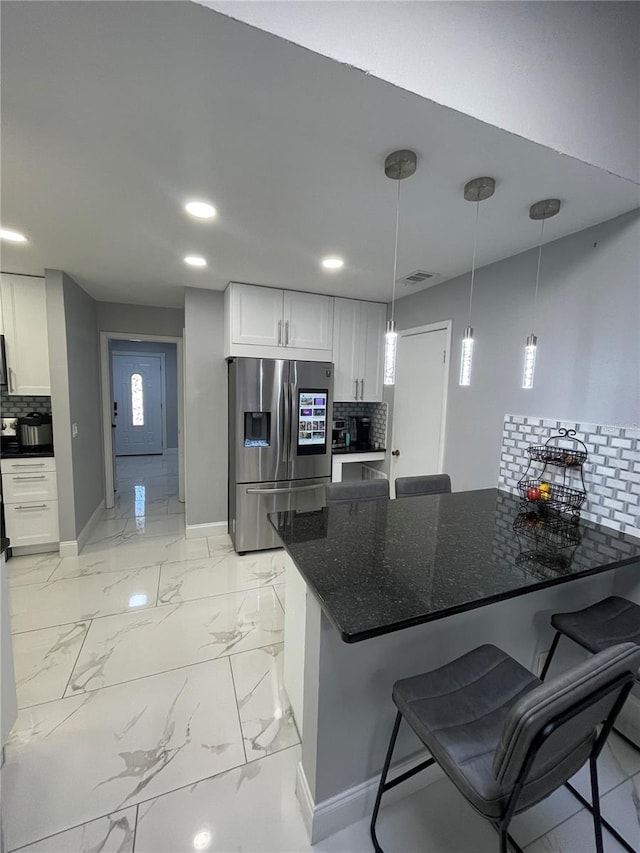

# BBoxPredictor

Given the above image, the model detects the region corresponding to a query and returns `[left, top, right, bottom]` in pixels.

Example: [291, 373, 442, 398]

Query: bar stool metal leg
[589, 755, 605, 853]
[539, 631, 561, 681]
[370, 711, 402, 853]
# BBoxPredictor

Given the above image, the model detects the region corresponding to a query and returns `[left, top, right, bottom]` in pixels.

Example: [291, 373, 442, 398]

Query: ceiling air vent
[397, 270, 438, 286]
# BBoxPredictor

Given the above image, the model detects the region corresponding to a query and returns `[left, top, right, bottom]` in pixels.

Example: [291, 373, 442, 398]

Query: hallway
[4, 457, 640, 851]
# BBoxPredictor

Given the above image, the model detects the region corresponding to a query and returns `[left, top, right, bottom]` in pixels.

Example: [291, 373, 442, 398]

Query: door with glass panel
[112, 354, 163, 455]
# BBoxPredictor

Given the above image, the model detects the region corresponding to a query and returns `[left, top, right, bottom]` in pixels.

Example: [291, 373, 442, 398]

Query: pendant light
[383, 149, 417, 385]
[459, 176, 496, 386]
[522, 198, 561, 389]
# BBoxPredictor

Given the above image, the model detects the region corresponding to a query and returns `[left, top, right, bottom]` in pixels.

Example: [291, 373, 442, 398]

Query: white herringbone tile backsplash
[498, 414, 639, 535]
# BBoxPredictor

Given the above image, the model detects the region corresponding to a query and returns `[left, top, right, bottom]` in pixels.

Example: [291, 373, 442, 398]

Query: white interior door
[390, 325, 449, 489]
[113, 354, 163, 456]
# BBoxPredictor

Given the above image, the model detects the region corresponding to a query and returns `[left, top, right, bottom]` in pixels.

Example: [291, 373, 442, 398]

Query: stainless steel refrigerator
[228, 357, 333, 553]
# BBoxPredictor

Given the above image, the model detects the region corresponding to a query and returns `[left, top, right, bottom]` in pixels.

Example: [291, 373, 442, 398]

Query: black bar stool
[325, 479, 389, 504]
[371, 643, 640, 853]
[540, 595, 640, 752]
[394, 474, 451, 497]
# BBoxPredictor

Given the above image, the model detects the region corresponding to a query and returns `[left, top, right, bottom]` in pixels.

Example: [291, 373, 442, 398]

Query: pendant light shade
[522, 199, 560, 389]
[383, 150, 417, 386]
[384, 319, 398, 386]
[459, 177, 496, 387]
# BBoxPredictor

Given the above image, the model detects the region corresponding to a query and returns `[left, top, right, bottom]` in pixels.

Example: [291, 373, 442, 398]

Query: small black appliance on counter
[353, 415, 372, 449]
[17, 412, 53, 449]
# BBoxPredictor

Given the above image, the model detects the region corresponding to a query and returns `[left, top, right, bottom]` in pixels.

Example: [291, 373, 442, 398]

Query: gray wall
[110, 340, 179, 448]
[45, 269, 103, 540]
[96, 301, 184, 337]
[184, 288, 227, 526]
[391, 209, 640, 492]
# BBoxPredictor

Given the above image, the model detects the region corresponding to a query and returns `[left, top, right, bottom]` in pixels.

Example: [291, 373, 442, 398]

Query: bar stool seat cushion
[392, 644, 597, 819]
[551, 596, 640, 655]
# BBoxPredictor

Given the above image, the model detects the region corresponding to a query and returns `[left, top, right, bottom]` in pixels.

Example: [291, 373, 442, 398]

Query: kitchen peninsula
[271, 489, 640, 842]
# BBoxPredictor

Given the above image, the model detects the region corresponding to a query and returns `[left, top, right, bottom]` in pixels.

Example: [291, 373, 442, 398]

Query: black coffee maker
[353, 416, 372, 449]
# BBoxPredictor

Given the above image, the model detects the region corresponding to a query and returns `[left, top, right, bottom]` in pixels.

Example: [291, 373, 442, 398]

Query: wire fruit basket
[518, 428, 588, 520]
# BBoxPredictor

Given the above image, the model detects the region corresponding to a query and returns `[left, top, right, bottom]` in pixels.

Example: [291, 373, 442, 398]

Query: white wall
[391, 209, 640, 491]
[202, 1, 640, 182]
[184, 287, 227, 527]
[45, 269, 104, 541]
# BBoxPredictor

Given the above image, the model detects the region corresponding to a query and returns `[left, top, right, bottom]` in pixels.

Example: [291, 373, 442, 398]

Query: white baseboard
[59, 500, 105, 557]
[185, 520, 227, 539]
[77, 500, 105, 551]
[59, 540, 79, 558]
[11, 543, 58, 557]
[296, 751, 444, 844]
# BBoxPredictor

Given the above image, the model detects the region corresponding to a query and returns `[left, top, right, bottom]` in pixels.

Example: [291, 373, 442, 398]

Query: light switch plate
[72, 423, 79, 438]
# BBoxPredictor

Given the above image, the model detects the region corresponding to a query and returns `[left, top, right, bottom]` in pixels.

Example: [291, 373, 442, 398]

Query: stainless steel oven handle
[13, 475, 47, 481]
[15, 504, 48, 510]
[246, 484, 324, 495]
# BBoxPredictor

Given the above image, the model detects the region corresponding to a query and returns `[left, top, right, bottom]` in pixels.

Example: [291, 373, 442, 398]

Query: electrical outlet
[72, 423, 78, 438]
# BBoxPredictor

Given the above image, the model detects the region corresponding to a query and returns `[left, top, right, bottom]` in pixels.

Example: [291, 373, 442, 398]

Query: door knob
[391, 449, 400, 457]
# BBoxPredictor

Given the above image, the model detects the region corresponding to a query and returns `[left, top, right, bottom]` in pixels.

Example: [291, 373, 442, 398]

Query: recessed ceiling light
[184, 255, 207, 267]
[322, 257, 344, 270]
[185, 201, 217, 219]
[0, 228, 27, 243]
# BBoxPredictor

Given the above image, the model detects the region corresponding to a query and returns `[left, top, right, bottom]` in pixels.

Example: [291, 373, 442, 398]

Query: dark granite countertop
[1, 446, 55, 459]
[332, 445, 385, 455]
[270, 488, 640, 644]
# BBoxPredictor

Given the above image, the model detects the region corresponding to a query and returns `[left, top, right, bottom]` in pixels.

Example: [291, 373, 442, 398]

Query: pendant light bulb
[522, 333, 537, 390]
[384, 319, 398, 385]
[459, 326, 474, 386]
[383, 150, 417, 386]
[524, 198, 560, 391]
[459, 177, 496, 387]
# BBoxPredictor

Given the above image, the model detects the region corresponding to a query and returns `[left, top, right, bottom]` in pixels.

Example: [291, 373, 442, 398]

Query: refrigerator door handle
[282, 382, 290, 463]
[246, 484, 325, 495]
[288, 381, 295, 471]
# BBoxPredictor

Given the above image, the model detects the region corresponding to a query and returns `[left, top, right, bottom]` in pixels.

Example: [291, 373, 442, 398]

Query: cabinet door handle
[278, 320, 282, 345]
[354, 379, 358, 400]
[360, 378, 365, 400]
[13, 475, 47, 481]
[12, 463, 46, 468]
[285, 320, 289, 346]
[15, 504, 48, 510]
[8, 367, 15, 394]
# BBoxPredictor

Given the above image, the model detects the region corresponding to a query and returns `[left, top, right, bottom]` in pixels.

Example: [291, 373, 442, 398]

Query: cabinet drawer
[1, 457, 56, 475]
[4, 500, 59, 547]
[3, 471, 57, 502]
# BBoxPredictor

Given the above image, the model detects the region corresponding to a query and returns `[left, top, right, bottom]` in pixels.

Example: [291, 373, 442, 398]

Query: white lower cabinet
[1, 457, 59, 548]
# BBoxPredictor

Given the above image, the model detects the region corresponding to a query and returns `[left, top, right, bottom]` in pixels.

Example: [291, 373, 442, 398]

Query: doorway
[100, 332, 185, 509]
[112, 352, 165, 456]
[390, 322, 451, 494]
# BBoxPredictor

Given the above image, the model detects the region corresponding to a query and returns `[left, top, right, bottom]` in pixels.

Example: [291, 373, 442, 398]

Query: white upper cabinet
[225, 283, 333, 361]
[0, 274, 51, 396]
[229, 284, 284, 347]
[359, 300, 386, 403]
[333, 298, 386, 402]
[283, 290, 333, 351]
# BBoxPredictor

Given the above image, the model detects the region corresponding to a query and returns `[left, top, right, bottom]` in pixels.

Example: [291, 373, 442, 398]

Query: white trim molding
[185, 520, 227, 540]
[296, 751, 443, 844]
[59, 499, 105, 557]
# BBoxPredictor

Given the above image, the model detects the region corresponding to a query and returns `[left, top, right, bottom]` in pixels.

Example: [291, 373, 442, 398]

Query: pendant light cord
[390, 179, 401, 323]
[532, 217, 545, 332]
[467, 200, 480, 327]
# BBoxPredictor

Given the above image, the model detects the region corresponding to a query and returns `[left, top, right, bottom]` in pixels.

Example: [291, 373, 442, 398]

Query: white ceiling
[1, 1, 638, 309]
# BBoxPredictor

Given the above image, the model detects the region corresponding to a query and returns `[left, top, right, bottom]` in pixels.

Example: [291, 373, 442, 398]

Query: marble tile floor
[3, 454, 640, 851]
